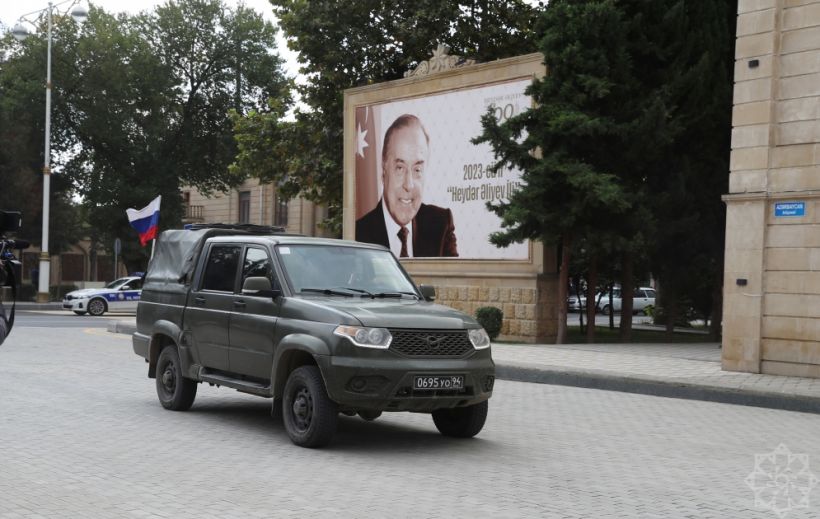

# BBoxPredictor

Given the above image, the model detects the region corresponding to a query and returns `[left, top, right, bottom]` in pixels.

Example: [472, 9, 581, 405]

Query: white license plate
[413, 375, 464, 390]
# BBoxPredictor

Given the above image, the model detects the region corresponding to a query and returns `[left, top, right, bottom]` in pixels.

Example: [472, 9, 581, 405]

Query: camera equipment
[1, 211, 26, 348]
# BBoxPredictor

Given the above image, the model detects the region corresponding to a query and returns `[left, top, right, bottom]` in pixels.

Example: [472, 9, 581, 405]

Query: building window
[275, 197, 288, 227]
[239, 191, 251, 224]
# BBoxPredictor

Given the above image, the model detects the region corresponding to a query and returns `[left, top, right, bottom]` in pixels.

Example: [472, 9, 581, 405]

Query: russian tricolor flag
[126, 195, 162, 246]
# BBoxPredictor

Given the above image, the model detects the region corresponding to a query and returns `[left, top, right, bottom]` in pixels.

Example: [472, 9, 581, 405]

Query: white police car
[63, 276, 143, 316]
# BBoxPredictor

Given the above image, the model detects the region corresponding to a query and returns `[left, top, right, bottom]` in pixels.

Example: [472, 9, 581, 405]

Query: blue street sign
[774, 202, 805, 217]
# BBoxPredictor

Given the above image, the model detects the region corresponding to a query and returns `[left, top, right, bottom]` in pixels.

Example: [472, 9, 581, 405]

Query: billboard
[354, 79, 531, 260]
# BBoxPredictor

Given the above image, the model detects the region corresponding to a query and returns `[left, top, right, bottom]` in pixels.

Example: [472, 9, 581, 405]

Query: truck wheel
[156, 345, 197, 411]
[87, 298, 107, 316]
[283, 366, 338, 448]
[432, 400, 488, 438]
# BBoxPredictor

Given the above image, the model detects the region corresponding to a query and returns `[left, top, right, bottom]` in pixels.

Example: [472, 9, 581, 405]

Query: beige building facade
[181, 178, 330, 237]
[723, 0, 820, 377]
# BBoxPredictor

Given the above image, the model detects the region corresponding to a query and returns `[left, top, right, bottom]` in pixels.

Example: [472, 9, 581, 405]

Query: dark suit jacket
[356, 201, 458, 257]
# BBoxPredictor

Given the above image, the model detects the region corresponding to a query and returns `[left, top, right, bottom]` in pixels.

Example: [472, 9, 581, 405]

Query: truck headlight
[334, 326, 392, 349]
[468, 328, 491, 349]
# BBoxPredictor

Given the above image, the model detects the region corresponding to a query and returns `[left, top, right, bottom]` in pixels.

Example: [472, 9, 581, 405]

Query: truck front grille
[388, 329, 473, 357]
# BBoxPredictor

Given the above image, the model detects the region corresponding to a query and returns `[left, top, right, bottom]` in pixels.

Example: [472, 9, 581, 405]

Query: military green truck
[132, 226, 495, 448]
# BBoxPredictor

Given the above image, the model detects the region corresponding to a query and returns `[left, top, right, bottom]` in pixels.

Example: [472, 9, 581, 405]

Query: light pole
[11, 0, 88, 302]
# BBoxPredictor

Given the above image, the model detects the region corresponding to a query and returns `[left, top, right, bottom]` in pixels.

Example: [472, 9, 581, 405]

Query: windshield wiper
[340, 287, 420, 299]
[371, 291, 420, 299]
[300, 288, 355, 297]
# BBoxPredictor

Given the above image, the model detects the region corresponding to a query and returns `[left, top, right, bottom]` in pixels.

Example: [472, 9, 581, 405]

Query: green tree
[41, 0, 289, 272]
[231, 0, 539, 234]
[474, 0, 662, 343]
[0, 24, 82, 253]
[645, 0, 735, 339]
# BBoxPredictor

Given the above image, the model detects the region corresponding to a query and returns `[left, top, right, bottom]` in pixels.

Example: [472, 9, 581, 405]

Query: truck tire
[87, 298, 107, 316]
[432, 400, 488, 438]
[283, 366, 338, 448]
[156, 345, 197, 411]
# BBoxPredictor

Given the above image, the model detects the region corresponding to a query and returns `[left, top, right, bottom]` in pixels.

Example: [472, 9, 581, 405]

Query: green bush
[651, 305, 695, 328]
[17, 284, 37, 302]
[49, 284, 79, 301]
[475, 306, 503, 340]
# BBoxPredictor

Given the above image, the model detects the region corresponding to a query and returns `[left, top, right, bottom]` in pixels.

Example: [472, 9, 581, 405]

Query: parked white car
[597, 287, 657, 315]
[63, 276, 143, 316]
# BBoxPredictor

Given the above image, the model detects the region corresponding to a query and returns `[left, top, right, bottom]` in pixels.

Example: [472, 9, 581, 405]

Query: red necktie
[398, 226, 409, 257]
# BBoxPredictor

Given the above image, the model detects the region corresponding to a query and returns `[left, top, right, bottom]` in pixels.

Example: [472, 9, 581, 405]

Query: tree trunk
[619, 253, 634, 342]
[664, 284, 677, 338]
[608, 284, 615, 329]
[586, 255, 598, 343]
[556, 235, 572, 344]
[572, 274, 584, 334]
[709, 274, 723, 341]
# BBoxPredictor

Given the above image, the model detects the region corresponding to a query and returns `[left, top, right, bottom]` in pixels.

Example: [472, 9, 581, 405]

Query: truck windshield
[277, 245, 418, 296]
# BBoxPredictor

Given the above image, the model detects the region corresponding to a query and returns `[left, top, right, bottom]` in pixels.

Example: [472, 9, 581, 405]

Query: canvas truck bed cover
[143, 229, 236, 293]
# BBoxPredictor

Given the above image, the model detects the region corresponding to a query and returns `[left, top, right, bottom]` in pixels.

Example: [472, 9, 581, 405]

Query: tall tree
[40, 0, 290, 271]
[645, 0, 735, 338]
[474, 0, 658, 342]
[231, 0, 539, 234]
[0, 25, 82, 253]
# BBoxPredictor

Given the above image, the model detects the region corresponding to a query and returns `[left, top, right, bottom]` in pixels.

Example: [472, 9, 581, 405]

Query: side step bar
[200, 371, 272, 397]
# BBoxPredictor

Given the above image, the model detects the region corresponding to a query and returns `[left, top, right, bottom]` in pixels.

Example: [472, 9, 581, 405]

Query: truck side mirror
[242, 276, 281, 299]
[419, 284, 436, 302]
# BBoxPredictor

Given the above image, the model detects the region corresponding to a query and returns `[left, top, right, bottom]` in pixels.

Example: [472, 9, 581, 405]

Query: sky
[0, 0, 301, 77]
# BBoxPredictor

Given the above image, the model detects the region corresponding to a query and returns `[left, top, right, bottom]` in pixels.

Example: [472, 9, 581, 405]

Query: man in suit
[356, 114, 458, 257]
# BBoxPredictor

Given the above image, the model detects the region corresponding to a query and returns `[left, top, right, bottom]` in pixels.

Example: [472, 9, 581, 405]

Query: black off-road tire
[156, 345, 197, 411]
[87, 298, 107, 316]
[283, 366, 338, 448]
[73, 311, 86, 316]
[432, 400, 488, 438]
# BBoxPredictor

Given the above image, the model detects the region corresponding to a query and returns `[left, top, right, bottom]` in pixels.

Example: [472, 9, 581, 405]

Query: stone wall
[416, 274, 559, 343]
[723, 0, 820, 377]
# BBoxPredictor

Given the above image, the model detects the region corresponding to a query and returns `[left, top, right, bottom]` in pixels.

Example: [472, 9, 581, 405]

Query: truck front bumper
[316, 350, 495, 413]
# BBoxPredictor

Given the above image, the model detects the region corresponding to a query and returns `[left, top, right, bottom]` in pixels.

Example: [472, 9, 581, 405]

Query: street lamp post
[11, 0, 88, 302]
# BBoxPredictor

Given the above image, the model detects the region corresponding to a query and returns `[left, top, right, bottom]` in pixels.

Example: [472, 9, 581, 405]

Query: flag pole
[151, 239, 156, 259]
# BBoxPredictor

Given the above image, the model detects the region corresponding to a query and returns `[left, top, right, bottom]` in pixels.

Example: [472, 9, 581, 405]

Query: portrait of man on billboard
[355, 114, 458, 257]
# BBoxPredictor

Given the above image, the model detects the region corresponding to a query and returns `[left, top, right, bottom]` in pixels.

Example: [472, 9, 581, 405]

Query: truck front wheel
[282, 366, 338, 448]
[156, 345, 197, 411]
[432, 400, 488, 438]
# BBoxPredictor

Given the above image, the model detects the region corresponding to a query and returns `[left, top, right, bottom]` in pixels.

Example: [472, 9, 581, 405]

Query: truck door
[229, 246, 280, 379]
[187, 244, 241, 372]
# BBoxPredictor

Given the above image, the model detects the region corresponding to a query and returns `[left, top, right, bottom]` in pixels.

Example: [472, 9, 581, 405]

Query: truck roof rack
[183, 223, 291, 234]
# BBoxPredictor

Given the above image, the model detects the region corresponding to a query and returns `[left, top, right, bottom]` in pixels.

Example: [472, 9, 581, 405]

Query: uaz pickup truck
[133, 226, 494, 447]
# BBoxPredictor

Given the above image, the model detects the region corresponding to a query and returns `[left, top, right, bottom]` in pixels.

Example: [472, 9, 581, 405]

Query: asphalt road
[11, 309, 132, 328]
[1, 327, 819, 518]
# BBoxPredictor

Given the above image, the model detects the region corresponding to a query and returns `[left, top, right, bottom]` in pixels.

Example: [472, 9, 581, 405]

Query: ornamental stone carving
[404, 44, 477, 78]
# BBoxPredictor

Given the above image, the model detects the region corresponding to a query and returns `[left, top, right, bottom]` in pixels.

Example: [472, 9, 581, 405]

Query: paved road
[1, 328, 819, 518]
[11, 310, 131, 328]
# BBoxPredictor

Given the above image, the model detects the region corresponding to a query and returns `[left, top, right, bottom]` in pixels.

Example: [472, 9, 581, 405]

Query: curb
[107, 321, 136, 335]
[495, 363, 820, 415]
[105, 320, 820, 415]
[15, 303, 64, 311]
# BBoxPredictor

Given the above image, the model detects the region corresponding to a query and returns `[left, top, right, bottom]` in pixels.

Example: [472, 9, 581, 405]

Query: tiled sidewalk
[493, 342, 820, 413]
[106, 318, 820, 413]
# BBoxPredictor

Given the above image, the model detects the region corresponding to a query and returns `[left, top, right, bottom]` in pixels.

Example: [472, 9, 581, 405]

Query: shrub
[475, 306, 503, 340]
[49, 284, 79, 301]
